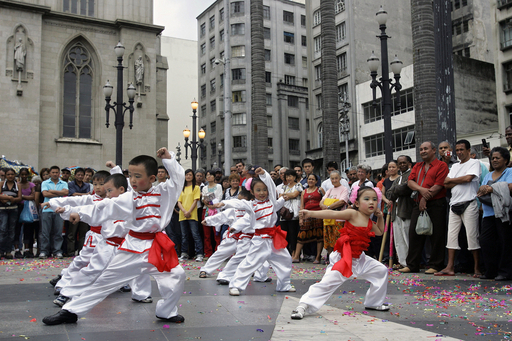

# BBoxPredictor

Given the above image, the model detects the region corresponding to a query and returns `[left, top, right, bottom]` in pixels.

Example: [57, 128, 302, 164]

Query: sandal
[199, 271, 207, 278]
[313, 260, 320, 264]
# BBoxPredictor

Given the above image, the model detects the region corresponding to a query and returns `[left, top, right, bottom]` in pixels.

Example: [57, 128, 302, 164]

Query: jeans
[166, 211, 181, 254]
[40, 211, 64, 256]
[0, 208, 18, 253]
[180, 219, 203, 256]
[67, 221, 90, 255]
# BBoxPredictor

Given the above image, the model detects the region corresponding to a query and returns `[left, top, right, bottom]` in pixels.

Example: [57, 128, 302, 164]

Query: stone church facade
[0, 0, 169, 170]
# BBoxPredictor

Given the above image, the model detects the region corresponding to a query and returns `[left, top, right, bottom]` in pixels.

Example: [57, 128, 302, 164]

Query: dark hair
[491, 146, 511, 164]
[326, 161, 339, 170]
[157, 165, 168, 174]
[129, 155, 158, 177]
[354, 186, 378, 210]
[236, 161, 245, 166]
[380, 163, 388, 175]
[105, 173, 128, 190]
[205, 169, 214, 177]
[294, 165, 303, 170]
[221, 176, 230, 183]
[455, 139, 471, 150]
[239, 187, 254, 200]
[273, 163, 282, 168]
[250, 178, 266, 192]
[40, 167, 50, 175]
[301, 158, 313, 167]
[5, 168, 15, 175]
[307, 173, 319, 182]
[92, 170, 110, 182]
[19, 168, 30, 176]
[50, 165, 60, 172]
[397, 155, 412, 164]
[183, 169, 196, 191]
[61, 168, 71, 173]
[85, 168, 94, 175]
[284, 169, 298, 181]
[74, 167, 85, 176]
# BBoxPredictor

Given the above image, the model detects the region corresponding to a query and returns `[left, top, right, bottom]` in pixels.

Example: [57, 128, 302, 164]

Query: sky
[154, 0, 216, 41]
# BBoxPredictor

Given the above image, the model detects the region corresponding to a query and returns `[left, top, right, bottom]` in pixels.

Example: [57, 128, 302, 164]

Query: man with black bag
[434, 140, 481, 276]
[399, 142, 449, 274]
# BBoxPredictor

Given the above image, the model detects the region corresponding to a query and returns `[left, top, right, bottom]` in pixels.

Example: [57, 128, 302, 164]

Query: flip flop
[434, 271, 454, 276]
[472, 273, 483, 278]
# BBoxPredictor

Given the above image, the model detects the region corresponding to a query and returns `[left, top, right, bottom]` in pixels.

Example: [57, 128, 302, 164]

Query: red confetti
[30, 318, 36, 322]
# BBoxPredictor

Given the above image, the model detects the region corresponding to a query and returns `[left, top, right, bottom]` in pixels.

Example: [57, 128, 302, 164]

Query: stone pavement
[1, 257, 512, 340]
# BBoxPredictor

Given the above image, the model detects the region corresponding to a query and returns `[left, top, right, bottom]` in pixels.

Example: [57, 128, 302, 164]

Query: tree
[250, 0, 268, 169]
[320, 0, 340, 167]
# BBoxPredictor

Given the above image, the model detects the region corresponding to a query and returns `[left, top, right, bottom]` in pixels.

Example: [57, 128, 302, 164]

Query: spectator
[156, 165, 168, 183]
[477, 147, 512, 280]
[274, 164, 283, 173]
[66, 167, 90, 255]
[40, 168, 50, 181]
[345, 166, 357, 187]
[470, 149, 489, 186]
[319, 170, 349, 259]
[195, 168, 206, 234]
[224, 173, 241, 200]
[84, 168, 94, 193]
[214, 168, 223, 184]
[483, 126, 512, 166]
[236, 161, 245, 181]
[17, 168, 37, 258]
[240, 164, 252, 187]
[0, 168, 5, 182]
[178, 169, 202, 262]
[276, 167, 288, 195]
[295, 174, 325, 263]
[350, 164, 374, 198]
[230, 166, 237, 174]
[40, 165, 69, 259]
[279, 169, 303, 258]
[438, 141, 459, 170]
[31, 175, 42, 256]
[322, 161, 349, 193]
[435, 139, 481, 277]
[220, 176, 230, 193]
[400, 142, 448, 274]
[60, 167, 71, 183]
[294, 166, 303, 181]
[201, 170, 223, 259]
[0, 169, 22, 259]
[300, 158, 321, 189]
[270, 170, 281, 186]
[376, 163, 388, 191]
[386, 155, 414, 269]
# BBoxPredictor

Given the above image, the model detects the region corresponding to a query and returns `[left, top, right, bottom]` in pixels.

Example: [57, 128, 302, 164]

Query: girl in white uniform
[291, 186, 389, 320]
[217, 167, 295, 296]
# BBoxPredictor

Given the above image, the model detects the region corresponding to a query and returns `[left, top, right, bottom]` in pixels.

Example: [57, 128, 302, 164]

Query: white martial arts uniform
[61, 154, 185, 319]
[222, 171, 293, 292]
[299, 251, 388, 314]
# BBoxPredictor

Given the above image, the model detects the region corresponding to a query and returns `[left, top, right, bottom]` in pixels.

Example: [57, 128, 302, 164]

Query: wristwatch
[327, 205, 331, 209]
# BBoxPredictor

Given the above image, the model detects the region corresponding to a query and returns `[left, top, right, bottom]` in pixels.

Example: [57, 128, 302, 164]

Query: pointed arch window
[318, 123, 323, 148]
[63, 42, 93, 138]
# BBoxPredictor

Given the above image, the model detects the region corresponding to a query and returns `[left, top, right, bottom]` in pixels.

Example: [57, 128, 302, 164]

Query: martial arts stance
[291, 185, 389, 319]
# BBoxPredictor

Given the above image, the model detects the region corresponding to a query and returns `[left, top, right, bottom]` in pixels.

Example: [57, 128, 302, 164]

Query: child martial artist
[51, 172, 152, 307]
[42, 148, 185, 325]
[216, 167, 295, 296]
[290, 186, 389, 320]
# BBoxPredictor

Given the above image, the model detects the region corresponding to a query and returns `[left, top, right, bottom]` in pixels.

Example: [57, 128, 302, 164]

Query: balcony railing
[498, 0, 512, 9]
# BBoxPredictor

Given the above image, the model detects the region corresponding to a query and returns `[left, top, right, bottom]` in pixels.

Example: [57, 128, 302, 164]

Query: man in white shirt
[321, 161, 350, 193]
[435, 139, 481, 276]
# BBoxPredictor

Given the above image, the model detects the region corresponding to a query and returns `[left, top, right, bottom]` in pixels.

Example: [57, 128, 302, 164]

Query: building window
[315, 64, 322, 81]
[284, 32, 295, 44]
[463, 47, 470, 57]
[288, 117, 299, 129]
[210, 121, 216, 134]
[265, 72, 272, 84]
[336, 53, 347, 72]
[233, 135, 247, 148]
[263, 5, 270, 20]
[264, 27, 271, 40]
[200, 23, 206, 37]
[219, 7, 224, 22]
[232, 45, 246, 57]
[504, 62, 512, 91]
[210, 15, 215, 30]
[268, 137, 273, 148]
[201, 43, 206, 55]
[284, 53, 295, 65]
[201, 84, 206, 98]
[231, 1, 245, 15]
[210, 36, 215, 49]
[301, 35, 307, 46]
[501, 21, 512, 50]
[336, 22, 346, 42]
[317, 123, 323, 147]
[316, 94, 322, 109]
[283, 10, 294, 24]
[232, 68, 246, 81]
[335, 0, 345, 13]
[289, 139, 300, 152]
[232, 90, 246, 103]
[306, 119, 310, 132]
[265, 49, 271, 61]
[364, 133, 384, 158]
[302, 56, 308, 68]
[211, 141, 217, 155]
[267, 115, 273, 127]
[233, 113, 247, 125]
[462, 0, 468, 5]
[313, 10, 321, 26]
[210, 57, 216, 68]
[220, 29, 224, 42]
[314, 36, 322, 52]
[201, 63, 206, 74]
[463, 20, 469, 33]
[288, 96, 299, 109]
[266, 94, 272, 106]
[62, 42, 94, 138]
[201, 104, 207, 117]
[364, 125, 416, 158]
[338, 83, 348, 98]
[302, 77, 308, 86]
[210, 100, 216, 114]
[454, 0, 460, 9]
[284, 75, 295, 85]
[231, 23, 245, 35]
[210, 79, 216, 93]
[301, 14, 306, 27]
[220, 73, 224, 88]
[362, 87, 415, 123]
[63, 0, 95, 17]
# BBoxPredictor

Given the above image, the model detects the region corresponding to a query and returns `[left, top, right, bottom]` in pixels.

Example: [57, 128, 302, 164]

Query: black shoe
[24, 251, 34, 258]
[217, 279, 229, 285]
[4, 253, 13, 260]
[264, 277, 272, 282]
[49, 275, 62, 287]
[156, 314, 185, 323]
[42, 309, 78, 325]
[119, 285, 131, 292]
[14, 250, 23, 259]
[495, 275, 508, 281]
[54, 288, 61, 296]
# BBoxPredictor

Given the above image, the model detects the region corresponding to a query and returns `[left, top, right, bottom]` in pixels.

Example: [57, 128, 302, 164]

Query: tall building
[0, 0, 168, 170]
[304, 0, 414, 171]
[495, 0, 512, 131]
[197, 0, 308, 170]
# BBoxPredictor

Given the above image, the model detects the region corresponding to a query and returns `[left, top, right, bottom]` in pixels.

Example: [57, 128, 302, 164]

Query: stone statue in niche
[14, 38, 26, 71]
[135, 56, 144, 86]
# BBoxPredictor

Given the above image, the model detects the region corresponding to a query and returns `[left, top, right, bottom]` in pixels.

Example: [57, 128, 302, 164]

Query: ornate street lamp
[183, 100, 206, 172]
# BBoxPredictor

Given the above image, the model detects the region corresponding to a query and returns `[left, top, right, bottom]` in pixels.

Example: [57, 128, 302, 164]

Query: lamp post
[217, 142, 222, 169]
[103, 42, 136, 167]
[183, 100, 206, 172]
[176, 143, 182, 164]
[367, 6, 403, 163]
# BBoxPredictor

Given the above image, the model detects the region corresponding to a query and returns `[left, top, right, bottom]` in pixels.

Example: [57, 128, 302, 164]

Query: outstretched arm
[67, 191, 135, 226]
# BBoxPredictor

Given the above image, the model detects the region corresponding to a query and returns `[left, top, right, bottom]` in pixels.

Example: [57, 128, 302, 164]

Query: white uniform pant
[299, 251, 388, 314]
[60, 239, 152, 301]
[393, 216, 410, 267]
[201, 236, 238, 275]
[446, 200, 480, 250]
[63, 250, 185, 318]
[57, 231, 100, 289]
[229, 236, 292, 292]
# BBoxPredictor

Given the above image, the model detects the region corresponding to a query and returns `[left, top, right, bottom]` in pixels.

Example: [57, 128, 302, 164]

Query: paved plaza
[1, 257, 512, 341]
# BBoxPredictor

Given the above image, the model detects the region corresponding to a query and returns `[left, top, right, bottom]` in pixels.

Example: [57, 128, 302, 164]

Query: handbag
[28, 200, 39, 221]
[19, 202, 34, 224]
[279, 207, 293, 221]
[415, 211, 433, 235]
[450, 200, 472, 215]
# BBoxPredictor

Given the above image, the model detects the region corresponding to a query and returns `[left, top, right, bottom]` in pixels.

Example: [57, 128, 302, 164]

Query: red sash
[128, 230, 179, 272]
[332, 220, 375, 278]
[106, 237, 124, 246]
[90, 226, 102, 234]
[254, 226, 288, 249]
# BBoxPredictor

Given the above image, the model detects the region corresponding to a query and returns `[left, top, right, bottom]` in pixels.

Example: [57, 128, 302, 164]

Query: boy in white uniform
[43, 148, 185, 325]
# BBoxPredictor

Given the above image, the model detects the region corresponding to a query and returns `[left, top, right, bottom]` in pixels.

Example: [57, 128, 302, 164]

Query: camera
[445, 150, 451, 158]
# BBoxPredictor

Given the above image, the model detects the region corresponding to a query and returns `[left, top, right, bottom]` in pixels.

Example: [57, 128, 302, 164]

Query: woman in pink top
[319, 171, 348, 259]
[17, 168, 37, 258]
